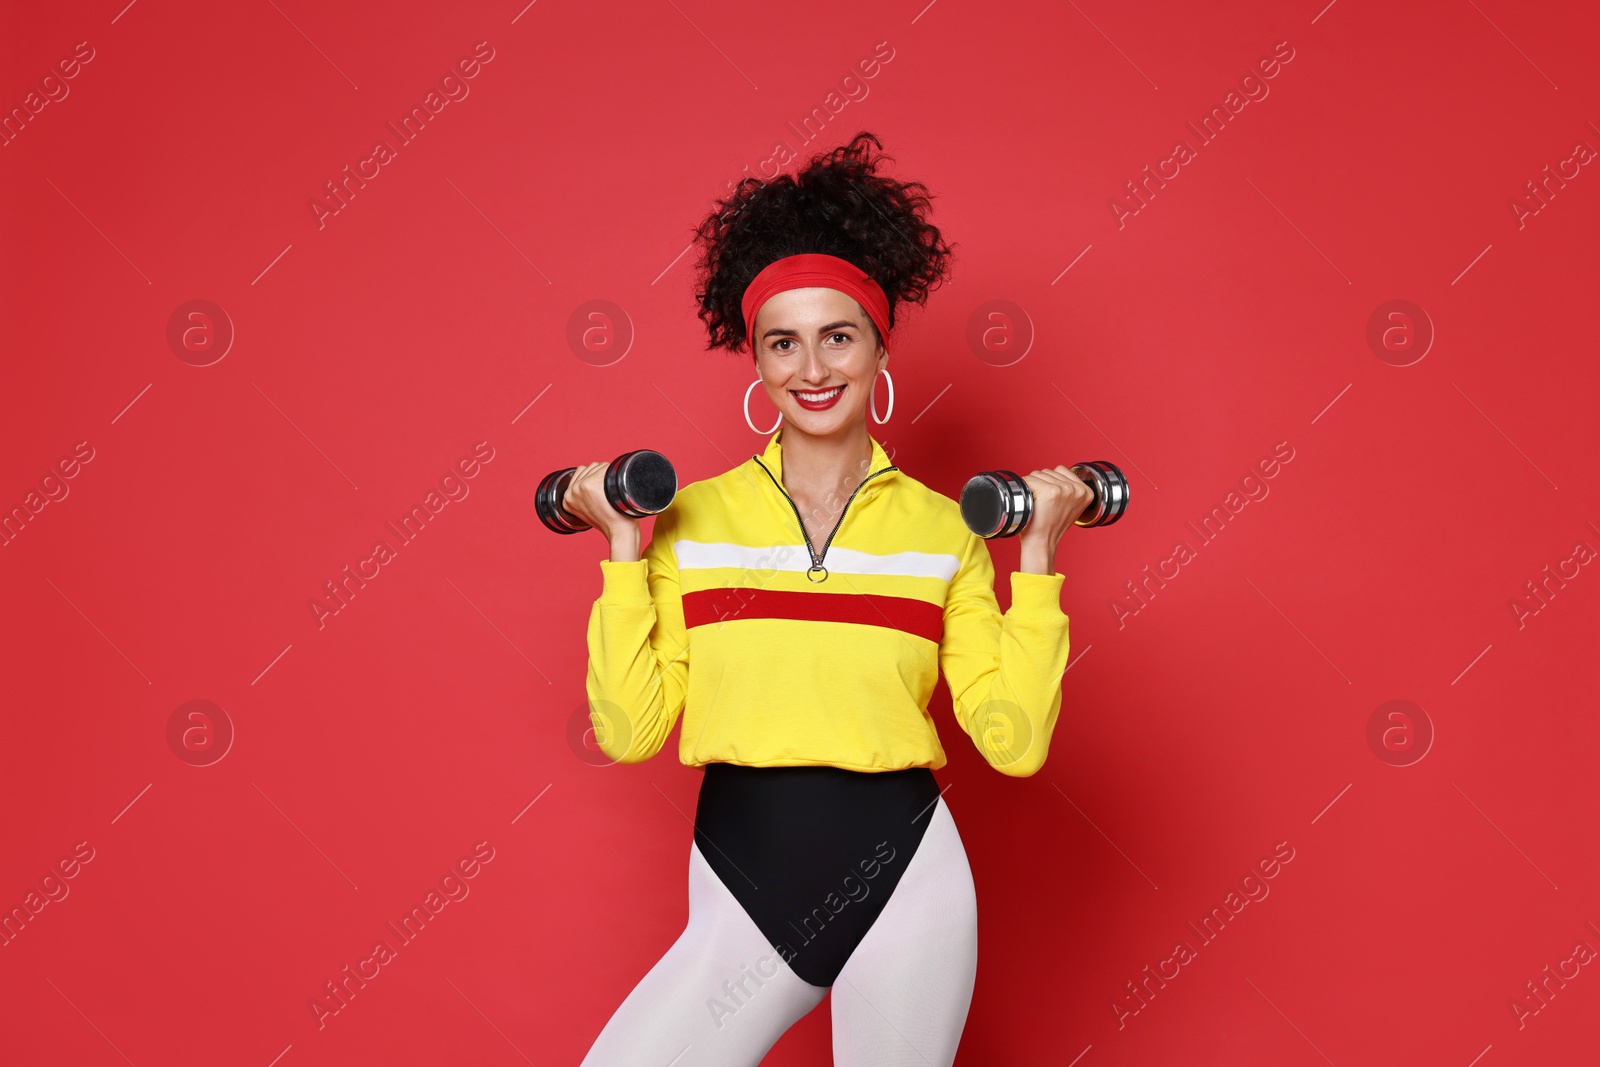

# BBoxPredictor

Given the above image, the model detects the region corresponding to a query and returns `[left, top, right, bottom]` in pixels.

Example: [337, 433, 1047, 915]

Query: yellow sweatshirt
[584, 427, 1072, 776]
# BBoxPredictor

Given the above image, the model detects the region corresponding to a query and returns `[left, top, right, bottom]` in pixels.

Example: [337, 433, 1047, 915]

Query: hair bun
[691, 131, 956, 356]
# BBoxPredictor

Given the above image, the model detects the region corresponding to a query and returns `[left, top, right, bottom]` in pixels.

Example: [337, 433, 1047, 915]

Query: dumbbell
[536, 450, 678, 535]
[961, 461, 1128, 538]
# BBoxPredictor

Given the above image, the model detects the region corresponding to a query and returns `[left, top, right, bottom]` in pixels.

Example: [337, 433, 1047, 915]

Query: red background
[3, 1, 1597, 1064]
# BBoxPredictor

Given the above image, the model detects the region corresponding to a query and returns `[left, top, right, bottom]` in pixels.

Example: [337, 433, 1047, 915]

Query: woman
[565, 131, 1091, 1065]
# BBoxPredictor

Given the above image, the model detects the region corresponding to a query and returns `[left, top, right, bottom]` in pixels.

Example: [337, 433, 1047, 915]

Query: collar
[751, 426, 900, 500]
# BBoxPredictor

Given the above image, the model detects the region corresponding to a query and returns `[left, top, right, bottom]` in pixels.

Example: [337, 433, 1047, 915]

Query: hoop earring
[744, 378, 782, 434]
[870, 368, 894, 425]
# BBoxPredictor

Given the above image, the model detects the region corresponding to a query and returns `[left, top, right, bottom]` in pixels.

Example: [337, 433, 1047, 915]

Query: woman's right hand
[562, 461, 642, 560]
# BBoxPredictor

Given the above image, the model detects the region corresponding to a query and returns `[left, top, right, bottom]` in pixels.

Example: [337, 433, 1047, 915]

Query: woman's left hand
[1017, 465, 1096, 573]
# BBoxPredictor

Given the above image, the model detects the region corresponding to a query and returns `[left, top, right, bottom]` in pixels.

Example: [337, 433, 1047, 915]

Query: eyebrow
[761, 320, 861, 340]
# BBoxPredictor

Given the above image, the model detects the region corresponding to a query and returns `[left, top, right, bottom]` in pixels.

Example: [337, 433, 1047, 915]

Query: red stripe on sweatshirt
[682, 586, 943, 643]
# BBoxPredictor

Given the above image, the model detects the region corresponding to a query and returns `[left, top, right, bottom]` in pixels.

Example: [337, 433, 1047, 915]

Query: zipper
[752, 457, 897, 583]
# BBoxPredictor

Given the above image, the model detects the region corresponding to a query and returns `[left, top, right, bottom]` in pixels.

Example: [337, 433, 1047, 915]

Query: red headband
[741, 253, 892, 353]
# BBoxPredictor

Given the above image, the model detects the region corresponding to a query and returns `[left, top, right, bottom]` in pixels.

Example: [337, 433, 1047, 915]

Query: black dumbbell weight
[536, 450, 678, 535]
[960, 461, 1128, 538]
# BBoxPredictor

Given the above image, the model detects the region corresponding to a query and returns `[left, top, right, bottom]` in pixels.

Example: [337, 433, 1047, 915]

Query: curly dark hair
[691, 131, 956, 358]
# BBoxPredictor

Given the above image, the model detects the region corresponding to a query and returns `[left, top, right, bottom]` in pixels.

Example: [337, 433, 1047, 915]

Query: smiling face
[750, 286, 887, 436]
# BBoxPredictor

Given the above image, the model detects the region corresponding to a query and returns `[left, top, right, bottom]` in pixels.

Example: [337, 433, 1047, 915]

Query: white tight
[580, 797, 979, 1065]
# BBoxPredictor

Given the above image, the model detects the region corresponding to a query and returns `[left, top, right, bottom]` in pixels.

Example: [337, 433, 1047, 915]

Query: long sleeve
[938, 530, 1071, 777]
[583, 503, 690, 764]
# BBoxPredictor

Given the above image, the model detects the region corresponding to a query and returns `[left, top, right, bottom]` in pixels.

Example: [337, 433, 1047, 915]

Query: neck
[779, 422, 875, 498]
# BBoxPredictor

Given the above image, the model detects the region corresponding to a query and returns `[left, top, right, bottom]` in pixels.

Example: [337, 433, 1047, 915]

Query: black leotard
[692, 761, 943, 987]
